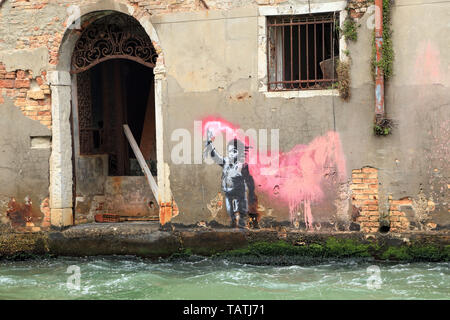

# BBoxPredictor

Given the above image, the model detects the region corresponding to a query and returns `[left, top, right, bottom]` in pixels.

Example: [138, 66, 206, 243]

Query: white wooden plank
[123, 124, 159, 203]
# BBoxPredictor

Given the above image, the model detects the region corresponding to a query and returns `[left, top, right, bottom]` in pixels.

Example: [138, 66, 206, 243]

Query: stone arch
[57, 1, 165, 72]
[49, 0, 170, 227]
[71, 13, 159, 73]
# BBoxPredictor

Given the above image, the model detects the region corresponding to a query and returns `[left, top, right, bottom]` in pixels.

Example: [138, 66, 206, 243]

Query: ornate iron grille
[77, 70, 95, 155]
[71, 13, 158, 73]
[267, 13, 340, 91]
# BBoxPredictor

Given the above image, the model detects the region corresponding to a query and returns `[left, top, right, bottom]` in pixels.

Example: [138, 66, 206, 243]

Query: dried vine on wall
[335, 1, 363, 100]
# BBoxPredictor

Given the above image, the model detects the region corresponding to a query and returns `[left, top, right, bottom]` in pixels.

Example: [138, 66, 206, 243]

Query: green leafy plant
[374, 124, 390, 136]
[371, 0, 394, 80]
[341, 18, 360, 41]
[374, 117, 394, 136]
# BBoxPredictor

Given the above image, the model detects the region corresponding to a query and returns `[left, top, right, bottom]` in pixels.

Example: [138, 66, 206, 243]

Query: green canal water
[0, 256, 448, 300]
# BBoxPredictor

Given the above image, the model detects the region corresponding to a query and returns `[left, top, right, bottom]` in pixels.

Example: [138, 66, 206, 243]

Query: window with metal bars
[267, 13, 340, 91]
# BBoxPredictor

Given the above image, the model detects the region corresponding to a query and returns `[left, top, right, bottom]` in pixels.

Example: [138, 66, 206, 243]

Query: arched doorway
[76, 59, 156, 176]
[70, 12, 159, 221]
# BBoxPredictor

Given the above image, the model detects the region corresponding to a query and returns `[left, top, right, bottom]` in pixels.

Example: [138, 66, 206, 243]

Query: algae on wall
[0, 232, 49, 259]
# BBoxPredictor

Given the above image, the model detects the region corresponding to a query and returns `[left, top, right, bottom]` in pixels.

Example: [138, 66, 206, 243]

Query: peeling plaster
[411, 190, 436, 230]
[334, 181, 352, 229]
[206, 192, 224, 218]
[0, 47, 49, 76]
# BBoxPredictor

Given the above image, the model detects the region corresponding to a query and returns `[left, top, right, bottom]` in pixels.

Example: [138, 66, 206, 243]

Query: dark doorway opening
[77, 59, 156, 176]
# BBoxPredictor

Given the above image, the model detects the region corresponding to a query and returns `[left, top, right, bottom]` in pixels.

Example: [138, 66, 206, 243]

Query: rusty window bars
[267, 13, 340, 91]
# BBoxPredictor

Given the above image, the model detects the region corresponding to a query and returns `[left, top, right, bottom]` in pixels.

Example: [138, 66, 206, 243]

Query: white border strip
[259, 1, 347, 16]
[264, 89, 339, 99]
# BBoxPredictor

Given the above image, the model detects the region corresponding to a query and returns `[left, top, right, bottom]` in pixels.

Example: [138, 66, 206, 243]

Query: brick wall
[347, 0, 373, 20]
[351, 167, 380, 233]
[0, 0, 293, 127]
[0, 63, 51, 128]
[388, 197, 411, 232]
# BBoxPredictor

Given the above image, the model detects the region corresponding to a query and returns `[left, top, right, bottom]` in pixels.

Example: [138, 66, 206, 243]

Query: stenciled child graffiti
[204, 129, 258, 229]
[202, 117, 347, 230]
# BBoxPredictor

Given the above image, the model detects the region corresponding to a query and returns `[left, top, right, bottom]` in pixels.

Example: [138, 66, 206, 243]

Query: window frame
[266, 13, 340, 91]
[257, 1, 348, 98]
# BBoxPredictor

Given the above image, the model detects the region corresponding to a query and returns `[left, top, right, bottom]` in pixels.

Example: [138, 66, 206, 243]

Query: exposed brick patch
[388, 196, 411, 232]
[4, 0, 282, 70]
[347, 0, 373, 20]
[351, 167, 379, 233]
[0, 62, 51, 128]
[11, 0, 49, 11]
[130, 0, 257, 14]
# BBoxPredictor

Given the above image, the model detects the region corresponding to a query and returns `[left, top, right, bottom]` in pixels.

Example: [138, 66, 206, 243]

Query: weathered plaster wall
[0, 0, 448, 233]
[154, 1, 449, 231]
[386, 0, 450, 228]
[338, 0, 450, 231]
[0, 97, 51, 231]
[157, 5, 351, 228]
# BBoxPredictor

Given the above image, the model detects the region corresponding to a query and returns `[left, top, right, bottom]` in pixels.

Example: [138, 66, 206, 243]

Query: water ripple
[0, 258, 448, 299]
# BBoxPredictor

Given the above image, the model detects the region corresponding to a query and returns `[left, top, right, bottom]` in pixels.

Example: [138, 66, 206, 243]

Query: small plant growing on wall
[336, 60, 351, 101]
[335, 17, 354, 101]
[371, 0, 394, 80]
[371, 0, 395, 136]
[340, 17, 360, 42]
[334, 1, 377, 101]
[334, 2, 367, 101]
[373, 118, 394, 136]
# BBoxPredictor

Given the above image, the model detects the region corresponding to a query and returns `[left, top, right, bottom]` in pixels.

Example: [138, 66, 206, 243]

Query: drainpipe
[375, 0, 384, 122]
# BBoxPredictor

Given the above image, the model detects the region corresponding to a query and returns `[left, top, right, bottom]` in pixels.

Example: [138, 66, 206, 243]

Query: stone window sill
[262, 89, 339, 99]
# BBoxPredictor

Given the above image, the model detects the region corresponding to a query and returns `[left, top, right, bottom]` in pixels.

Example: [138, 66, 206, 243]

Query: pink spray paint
[414, 41, 442, 85]
[201, 117, 347, 229]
